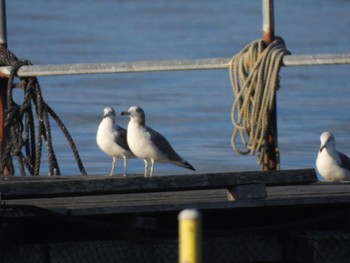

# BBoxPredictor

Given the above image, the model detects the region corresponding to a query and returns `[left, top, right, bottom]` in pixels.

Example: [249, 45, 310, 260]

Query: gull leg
[110, 157, 116, 176]
[150, 159, 155, 177]
[144, 159, 148, 177]
[123, 156, 127, 177]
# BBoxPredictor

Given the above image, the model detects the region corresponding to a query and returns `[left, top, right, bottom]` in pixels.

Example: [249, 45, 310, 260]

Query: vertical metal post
[0, 0, 10, 175]
[178, 209, 202, 263]
[262, 0, 279, 171]
[0, 0, 6, 46]
[262, 0, 275, 45]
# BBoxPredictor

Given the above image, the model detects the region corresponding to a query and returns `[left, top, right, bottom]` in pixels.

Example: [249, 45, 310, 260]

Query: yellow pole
[178, 209, 202, 263]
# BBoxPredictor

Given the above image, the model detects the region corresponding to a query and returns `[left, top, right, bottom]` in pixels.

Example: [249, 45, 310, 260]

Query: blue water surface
[5, 0, 350, 176]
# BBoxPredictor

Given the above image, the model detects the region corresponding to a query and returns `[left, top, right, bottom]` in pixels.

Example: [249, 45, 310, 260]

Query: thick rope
[0, 46, 87, 176]
[229, 37, 290, 168]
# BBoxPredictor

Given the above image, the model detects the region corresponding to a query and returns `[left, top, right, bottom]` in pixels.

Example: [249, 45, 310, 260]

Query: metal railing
[0, 54, 349, 77]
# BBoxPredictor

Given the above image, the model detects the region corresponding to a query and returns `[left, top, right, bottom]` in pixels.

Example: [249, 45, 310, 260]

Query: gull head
[121, 105, 145, 126]
[319, 131, 335, 153]
[103, 107, 116, 119]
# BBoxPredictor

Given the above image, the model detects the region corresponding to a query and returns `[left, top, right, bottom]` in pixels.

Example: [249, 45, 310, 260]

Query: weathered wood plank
[226, 183, 267, 201]
[4, 183, 350, 216]
[0, 169, 317, 199]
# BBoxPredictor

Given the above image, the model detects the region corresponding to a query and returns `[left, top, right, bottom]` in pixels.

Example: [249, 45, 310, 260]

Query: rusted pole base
[0, 77, 12, 176]
[262, 98, 280, 171]
[261, 0, 279, 171]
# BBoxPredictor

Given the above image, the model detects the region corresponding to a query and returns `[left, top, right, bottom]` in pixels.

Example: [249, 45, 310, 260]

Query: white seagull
[120, 106, 195, 177]
[96, 107, 135, 176]
[316, 131, 350, 181]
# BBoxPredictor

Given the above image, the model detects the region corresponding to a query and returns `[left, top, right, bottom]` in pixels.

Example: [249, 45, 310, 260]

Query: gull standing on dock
[121, 106, 195, 177]
[316, 131, 350, 181]
[96, 107, 135, 176]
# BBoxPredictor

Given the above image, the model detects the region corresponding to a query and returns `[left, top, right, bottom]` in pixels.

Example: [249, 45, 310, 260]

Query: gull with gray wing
[121, 106, 195, 177]
[97, 107, 135, 176]
[316, 131, 350, 181]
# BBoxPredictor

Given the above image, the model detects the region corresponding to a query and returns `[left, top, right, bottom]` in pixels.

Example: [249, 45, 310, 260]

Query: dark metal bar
[262, 0, 279, 171]
[0, 0, 6, 46]
[0, 0, 10, 175]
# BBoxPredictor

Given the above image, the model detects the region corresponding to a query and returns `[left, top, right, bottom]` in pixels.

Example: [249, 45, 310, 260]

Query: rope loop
[229, 37, 290, 168]
[0, 47, 87, 176]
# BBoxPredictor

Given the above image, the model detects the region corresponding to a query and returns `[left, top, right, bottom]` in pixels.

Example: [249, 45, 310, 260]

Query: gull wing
[338, 150, 350, 171]
[114, 126, 130, 151]
[147, 127, 181, 161]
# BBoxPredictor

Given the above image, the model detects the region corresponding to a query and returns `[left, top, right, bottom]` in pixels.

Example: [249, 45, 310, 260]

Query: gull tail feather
[172, 160, 195, 171]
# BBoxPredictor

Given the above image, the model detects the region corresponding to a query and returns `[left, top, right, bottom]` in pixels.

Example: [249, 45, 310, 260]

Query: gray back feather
[147, 126, 182, 161]
[338, 150, 350, 171]
[114, 126, 130, 151]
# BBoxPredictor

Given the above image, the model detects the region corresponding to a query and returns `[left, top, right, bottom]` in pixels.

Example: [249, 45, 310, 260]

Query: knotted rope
[229, 37, 290, 169]
[0, 46, 87, 176]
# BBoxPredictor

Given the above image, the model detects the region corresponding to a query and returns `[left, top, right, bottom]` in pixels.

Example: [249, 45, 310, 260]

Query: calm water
[5, 0, 350, 176]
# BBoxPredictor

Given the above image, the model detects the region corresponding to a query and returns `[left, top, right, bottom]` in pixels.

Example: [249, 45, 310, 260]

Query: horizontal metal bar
[0, 53, 349, 77]
[0, 58, 230, 77]
[283, 53, 350, 66]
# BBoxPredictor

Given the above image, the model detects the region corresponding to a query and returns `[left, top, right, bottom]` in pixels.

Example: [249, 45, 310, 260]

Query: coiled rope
[229, 37, 290, 168]
[0, 46, 87, 176]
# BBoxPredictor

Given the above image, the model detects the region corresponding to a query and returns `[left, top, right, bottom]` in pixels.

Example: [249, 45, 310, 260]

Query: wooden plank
[226, 183, 267, 201]
[6, 183, 349, 210]
[0, 169, 317, 200]
[4, 183, 350, 216]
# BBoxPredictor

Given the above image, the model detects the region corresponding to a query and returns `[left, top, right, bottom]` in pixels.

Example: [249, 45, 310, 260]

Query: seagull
[120, 106, 195, 177]
[316, 131, 350, 181]
[96, 107, 135, 176]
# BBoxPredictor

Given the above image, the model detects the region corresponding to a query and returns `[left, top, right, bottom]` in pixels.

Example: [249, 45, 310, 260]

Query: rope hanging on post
[229, 37, 290, 168]
[0, 46, 87, 176]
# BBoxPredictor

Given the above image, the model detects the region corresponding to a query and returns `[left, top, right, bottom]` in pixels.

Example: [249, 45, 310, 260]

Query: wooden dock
[0, 168, 319, 215]
[1, 169, 350, 263]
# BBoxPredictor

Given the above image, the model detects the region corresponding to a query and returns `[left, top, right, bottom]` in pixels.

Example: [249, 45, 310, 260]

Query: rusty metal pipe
[262, 0, 275, 45]
[262, 0, 279, 171]
[0, 0, 11, 175]
[0, 0, 6, 46]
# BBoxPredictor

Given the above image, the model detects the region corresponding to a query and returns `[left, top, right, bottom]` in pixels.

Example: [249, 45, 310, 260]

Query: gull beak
[120, 111, 129, 116]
